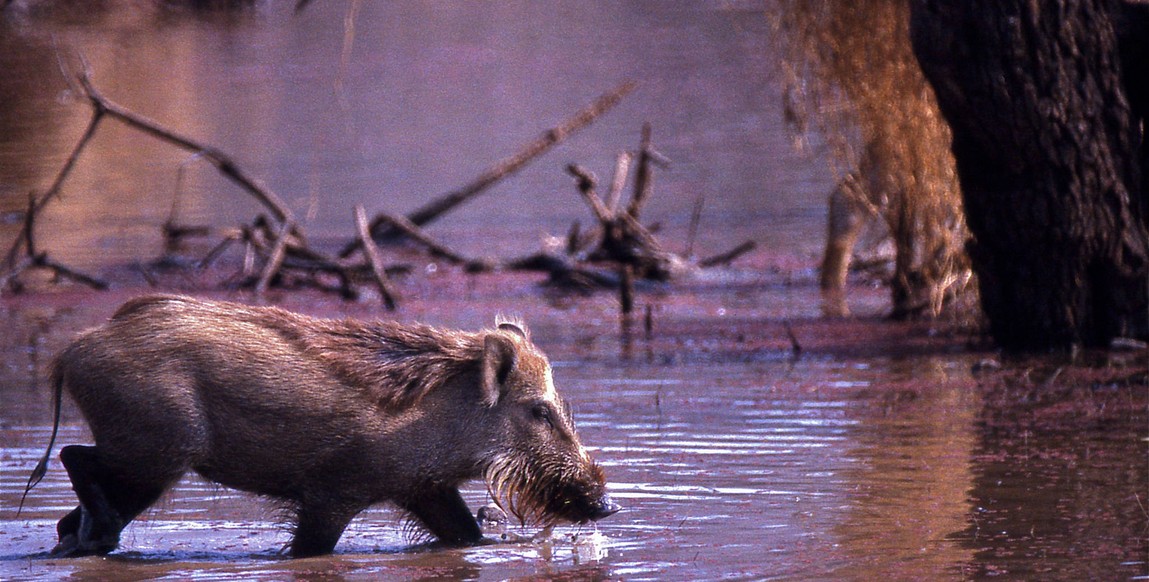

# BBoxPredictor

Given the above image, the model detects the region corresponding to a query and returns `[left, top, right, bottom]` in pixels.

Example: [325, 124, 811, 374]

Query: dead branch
[698, 241, 758, 268]
[2, 67, 312, 296]
[685, 193, 705, 257]
[604, 151, 633, 214]
[627, 123, 655, 220]
[619, 264, 635, 314]
[566, 164, 613, 224]
[400, 80, 635, 228]
[503, 251, 621, 289]
[2, 191, 107, 293]
[75, 73, 295, 225]
[3, 103, 103, 270]
[354, 204, 399, 310]
[340, 80, 636, 257]
[254, 221, 294, 294]
[505, 124, 756, 295]
[370, 212, 490, 271]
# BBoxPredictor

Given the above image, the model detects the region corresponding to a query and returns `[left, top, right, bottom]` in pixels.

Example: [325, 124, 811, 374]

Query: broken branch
[354, 204, 399, 310]
[566, 164, 613, 224]
[373, 213, 488, 271]
[75, 72, 294, 225]
[340, 80, 636, 257]
[698, 241, 757, 267]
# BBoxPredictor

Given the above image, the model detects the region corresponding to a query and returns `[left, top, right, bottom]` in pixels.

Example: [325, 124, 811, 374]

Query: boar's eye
[531, 403, 554, 428]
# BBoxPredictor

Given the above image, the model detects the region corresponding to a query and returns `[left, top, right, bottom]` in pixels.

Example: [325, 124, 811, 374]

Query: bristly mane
[307, 319, 490, 410]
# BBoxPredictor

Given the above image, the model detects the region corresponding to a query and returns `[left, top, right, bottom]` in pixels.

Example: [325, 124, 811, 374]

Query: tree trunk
[910, 0, 1149, 350]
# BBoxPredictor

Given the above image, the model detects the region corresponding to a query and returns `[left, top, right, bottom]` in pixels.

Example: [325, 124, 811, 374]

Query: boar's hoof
[477, 504, 508, 535]
[50, 508, 119, 557]
[49, 533, 118, 558]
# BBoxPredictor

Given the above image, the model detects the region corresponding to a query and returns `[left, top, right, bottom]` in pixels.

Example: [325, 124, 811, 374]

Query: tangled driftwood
[2, 69, 755, 313]
[504, 124, 756, 312]
[340, 81, 636, 256]
[1, 70, 633, 307]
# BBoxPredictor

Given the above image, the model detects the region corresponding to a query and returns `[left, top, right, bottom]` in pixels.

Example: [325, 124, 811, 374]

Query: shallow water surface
[0, 290, 1146, 580]
[1, 2, 1147, 580]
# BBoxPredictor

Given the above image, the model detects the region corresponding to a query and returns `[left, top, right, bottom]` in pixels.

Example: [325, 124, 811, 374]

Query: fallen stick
[626, 123, 654, 221]
[3, 103, 104, 269]
[402, 80, 636, 228]
[340, 80, 636, 256]
[371, 212, 488, 271]
[698, 240, 757, 267]
[783, 320, 802, 356]
[566, 164, 613, 224]
[619, 264, 635, 315]
[354, 204, 399, 310]
[685, 193, 705, 257]
[4, 67, 307, 295]
[2, 191, 107, 293]
[604, 151, 633, 214]
[254, 220, 294, 295]
[197, 234, 240, 270]
[75, 72, 295, 225]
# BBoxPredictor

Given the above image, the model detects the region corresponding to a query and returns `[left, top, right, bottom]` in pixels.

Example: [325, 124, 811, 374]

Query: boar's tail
[17, 366, 65, 516]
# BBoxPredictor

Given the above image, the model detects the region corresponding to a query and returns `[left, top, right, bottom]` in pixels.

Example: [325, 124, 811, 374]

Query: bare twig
[566, 164, 613, 224]
[354, 204, 399, 310]
[22, 192, 36, 259]
[255, 220, 294, 295]
[2, 189, 107, 293]
[76, 72, 295, 225]
[51, 261, 106, 288]
[783, 320, 802, 356]
[3, 67, 313, 295]
[403, 81, 635, 228]
[341, 80, 636, 256]
[604, 151, 633, 214]
[372, 212, 487, 270]
[4, 103, 104, 269]
[619, 264, 635, 315]
[698, 241, 757, 268]
[197, 232, 240, 270]
[685, 193, 705, 257]
[626, 123, 654, 220]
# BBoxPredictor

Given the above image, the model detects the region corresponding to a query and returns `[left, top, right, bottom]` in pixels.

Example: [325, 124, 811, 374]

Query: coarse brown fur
[25, 294, 618, 558]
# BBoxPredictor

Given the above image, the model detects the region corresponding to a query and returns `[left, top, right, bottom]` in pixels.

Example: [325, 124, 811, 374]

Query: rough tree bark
[910, 0, 1149, 350]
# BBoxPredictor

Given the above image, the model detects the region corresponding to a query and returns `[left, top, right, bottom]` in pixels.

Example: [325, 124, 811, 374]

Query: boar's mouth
[484, 454, 619, 526]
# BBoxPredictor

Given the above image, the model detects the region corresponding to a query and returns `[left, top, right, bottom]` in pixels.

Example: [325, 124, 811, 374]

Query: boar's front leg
[401, 487, 484, 546]
[290, 503, 360, 558]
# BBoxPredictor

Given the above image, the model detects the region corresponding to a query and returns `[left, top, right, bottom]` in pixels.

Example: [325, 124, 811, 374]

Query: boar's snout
[586, 494, 621, 521]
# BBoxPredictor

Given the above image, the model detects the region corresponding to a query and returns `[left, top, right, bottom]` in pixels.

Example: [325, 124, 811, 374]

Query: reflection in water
[832, 359, 978, 579]
[956, 362, 1149, 580]
[2, 0, 827, 277]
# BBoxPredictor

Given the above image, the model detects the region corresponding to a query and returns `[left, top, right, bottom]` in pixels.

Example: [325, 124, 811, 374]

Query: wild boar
[23, 294, 618, 558]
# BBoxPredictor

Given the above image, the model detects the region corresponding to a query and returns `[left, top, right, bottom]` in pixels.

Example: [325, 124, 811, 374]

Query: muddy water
[2, 286, 1146, 580]
[2, 2, 1148, 581]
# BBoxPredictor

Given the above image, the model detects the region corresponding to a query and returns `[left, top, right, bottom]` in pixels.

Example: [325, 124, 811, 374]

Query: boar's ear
[495, 318, 528, 339]
[481, 332, 518, 406]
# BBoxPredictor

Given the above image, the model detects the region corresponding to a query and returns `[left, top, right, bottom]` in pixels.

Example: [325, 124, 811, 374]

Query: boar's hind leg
[52, 445, 173, 557]
[401, 487, 483, 546]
